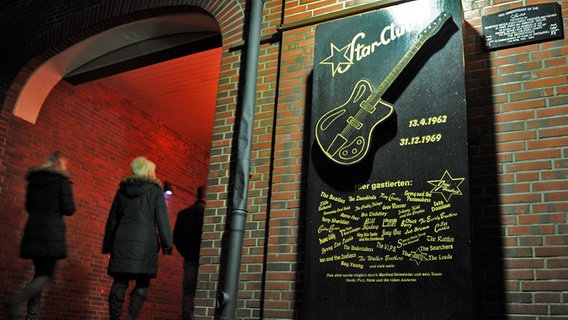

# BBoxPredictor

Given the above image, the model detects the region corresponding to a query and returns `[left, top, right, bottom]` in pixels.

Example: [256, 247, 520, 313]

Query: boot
[4, 276, 50, 320]
[125, 287, 147, 320]
[2, 299, 19, 320]
[108, 295, 124, 320]
[108, 280, 128, 320]
[25, 295, 40, 320]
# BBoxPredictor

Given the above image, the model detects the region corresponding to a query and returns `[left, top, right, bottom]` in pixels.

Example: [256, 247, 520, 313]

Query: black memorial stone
[304, 0, 473, 319]
[482, 2, 564, 50]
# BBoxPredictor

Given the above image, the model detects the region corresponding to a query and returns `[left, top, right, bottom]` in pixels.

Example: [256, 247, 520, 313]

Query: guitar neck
[368, 12, 451, 103]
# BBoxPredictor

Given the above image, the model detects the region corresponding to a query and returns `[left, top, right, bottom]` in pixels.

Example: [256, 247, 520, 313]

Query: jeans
[32, 258, 57, 278]
[182, 260, 198, 319]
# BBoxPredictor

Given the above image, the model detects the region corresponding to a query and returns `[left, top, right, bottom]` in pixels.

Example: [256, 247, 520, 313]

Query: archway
[1, 8, 223, 318]
[12, 10, 220, 126]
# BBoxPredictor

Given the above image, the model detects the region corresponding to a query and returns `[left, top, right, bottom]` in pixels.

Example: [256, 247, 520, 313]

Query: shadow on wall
[0, 79, 202, 319]
[462, 21, 506, 319]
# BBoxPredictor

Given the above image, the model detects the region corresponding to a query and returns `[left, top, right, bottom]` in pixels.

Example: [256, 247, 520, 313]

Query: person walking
[102, 156, 173, 320]
[173, 186, 206, 320]
[3, 151, 76, 320]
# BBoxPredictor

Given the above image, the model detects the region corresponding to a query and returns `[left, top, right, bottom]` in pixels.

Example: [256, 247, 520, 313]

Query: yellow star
[427, 170, 465, 202]
[319, 43, 353, 76]
[409, 248, 429, 265]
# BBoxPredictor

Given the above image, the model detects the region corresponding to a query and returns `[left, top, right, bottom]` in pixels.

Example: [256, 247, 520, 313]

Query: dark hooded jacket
[102, 176, 173, 278]
[20, 168, 76, 260]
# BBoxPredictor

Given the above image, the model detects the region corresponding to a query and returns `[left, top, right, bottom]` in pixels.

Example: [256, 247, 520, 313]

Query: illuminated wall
[0, 80, 209, 319]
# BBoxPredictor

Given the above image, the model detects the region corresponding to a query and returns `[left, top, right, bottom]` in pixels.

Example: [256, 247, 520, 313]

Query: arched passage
[12, 10, 220, 124]
[0, 1, 245, 318]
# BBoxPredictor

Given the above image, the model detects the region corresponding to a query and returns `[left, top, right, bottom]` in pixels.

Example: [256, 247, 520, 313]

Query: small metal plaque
[482, 2, 564, 50]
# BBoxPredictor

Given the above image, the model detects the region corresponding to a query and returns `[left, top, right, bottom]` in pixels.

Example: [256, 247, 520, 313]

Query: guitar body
[315, 79, 394, 165]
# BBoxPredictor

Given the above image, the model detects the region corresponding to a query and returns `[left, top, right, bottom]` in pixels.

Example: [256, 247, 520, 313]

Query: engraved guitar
[315, 12, 452, 165]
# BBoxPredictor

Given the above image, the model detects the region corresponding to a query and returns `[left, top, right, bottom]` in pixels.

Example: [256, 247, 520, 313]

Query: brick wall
[463, 1, 568, 319]
[0, 0, 567, 319]
[0, 80, 210, 319]
[202, 0, 568, 319]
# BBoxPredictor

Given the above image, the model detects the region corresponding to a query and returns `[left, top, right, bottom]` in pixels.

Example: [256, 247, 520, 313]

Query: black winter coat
[20, 168, 76, 260]
[103, 176, 173, 278]
[173, 200, 204, 263]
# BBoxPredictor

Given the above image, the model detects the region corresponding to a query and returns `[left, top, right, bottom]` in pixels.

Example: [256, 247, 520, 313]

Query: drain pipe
[218, 1, 264, 319]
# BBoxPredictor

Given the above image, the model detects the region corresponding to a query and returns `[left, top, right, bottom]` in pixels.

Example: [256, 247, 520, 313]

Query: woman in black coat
[103, 156, 173, 320]
[4, 151, 76, 320]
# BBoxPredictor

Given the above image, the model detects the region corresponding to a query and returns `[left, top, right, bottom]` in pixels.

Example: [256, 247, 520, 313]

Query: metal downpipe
[218, 1, 264, 319]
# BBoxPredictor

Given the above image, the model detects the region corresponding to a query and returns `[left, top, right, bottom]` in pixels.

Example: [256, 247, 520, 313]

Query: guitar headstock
[418, 12, 452, 40]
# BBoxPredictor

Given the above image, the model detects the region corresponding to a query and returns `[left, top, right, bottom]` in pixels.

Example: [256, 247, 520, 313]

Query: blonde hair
[40, 151, 65, 170]
[130, 156, 156, 177]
